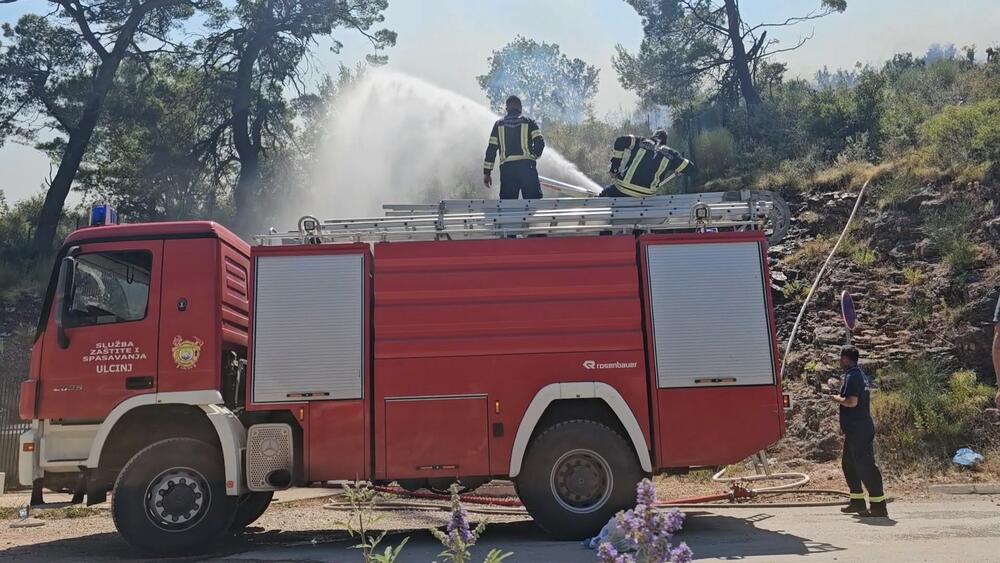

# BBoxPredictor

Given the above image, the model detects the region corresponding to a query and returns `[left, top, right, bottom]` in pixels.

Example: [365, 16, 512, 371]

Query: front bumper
[18, 425, 40, 487]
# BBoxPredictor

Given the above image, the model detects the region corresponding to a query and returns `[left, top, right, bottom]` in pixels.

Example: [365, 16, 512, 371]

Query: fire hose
[367, 468, 855, 511]
[371, 485, 524, 507]
[780, 179, 871, 377]
[653, 467, 852, 508]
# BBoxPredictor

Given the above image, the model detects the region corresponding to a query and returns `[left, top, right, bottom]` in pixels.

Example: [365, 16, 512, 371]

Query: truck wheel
[516, 420, 642, 540]
[229, 491, 274, 534]
[112, 438, 235, 556]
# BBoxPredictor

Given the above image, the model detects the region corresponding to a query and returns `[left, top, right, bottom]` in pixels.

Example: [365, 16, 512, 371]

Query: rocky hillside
[771, 179, 1000, 462]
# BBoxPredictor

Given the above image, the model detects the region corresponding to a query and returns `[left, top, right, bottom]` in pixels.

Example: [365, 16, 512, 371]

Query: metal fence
[0, 369, 29, 490]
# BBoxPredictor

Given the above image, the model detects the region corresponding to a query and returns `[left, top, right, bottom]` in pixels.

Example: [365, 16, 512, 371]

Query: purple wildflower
[447, 505, 472, 543]
[636, 479, 657, 507]
[664, 508, 685, 533]
[596, 479, 694, 563]
[597, 541, 620, 562]
[670, 542, 693, 563]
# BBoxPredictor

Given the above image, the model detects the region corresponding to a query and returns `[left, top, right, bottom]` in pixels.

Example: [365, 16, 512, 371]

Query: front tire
[229, 491, 273, 534]
[112, 438, 236, 556]
[515, 420, 642, 540]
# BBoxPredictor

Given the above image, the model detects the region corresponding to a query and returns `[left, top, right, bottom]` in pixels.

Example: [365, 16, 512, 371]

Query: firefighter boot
[840, 497, 867, 514]
[859, 500, 889, 518]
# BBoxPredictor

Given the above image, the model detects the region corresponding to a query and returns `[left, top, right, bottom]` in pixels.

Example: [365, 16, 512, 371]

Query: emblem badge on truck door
[171, 336, 203, 370]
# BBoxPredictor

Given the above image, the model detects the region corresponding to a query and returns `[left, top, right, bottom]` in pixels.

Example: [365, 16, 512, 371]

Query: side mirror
[55, 255, 77, 349]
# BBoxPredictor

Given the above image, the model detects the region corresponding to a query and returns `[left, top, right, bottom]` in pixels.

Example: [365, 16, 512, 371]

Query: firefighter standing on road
[832, 346, 888, 518]
[483, 96, 545, 200]
[600, 129, 694, 197]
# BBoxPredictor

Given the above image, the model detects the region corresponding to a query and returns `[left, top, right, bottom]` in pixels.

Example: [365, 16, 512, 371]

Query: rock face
[771, 180, 1000, 461]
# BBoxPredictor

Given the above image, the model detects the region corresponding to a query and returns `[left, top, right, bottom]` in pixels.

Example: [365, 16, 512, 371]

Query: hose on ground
[711, 466, 811, 492]
[371, 485, 524, 507]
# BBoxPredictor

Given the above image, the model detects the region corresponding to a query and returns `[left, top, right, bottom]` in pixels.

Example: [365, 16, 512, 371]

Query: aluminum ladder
[254, 190, 790, 246]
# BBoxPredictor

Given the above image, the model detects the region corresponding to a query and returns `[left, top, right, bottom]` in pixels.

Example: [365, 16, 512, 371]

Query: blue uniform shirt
[839, 365, 873, 431]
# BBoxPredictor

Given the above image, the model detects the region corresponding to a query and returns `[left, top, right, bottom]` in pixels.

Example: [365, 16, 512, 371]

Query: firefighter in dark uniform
[832, 346, 888, 518]
[483, 95, 545, 200]
[600, 129, 694, 197]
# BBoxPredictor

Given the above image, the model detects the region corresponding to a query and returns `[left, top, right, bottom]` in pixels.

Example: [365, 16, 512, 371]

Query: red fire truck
[18, 195, 788, 555]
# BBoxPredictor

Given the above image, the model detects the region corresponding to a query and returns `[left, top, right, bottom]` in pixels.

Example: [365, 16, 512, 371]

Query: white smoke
[300, 69, 601, 220]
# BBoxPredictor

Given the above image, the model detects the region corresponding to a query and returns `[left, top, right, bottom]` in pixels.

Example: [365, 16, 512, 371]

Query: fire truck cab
[19, 198, 786, 555]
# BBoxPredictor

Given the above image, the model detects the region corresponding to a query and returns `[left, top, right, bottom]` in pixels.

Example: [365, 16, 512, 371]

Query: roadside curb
[929, 484, 1000, 495]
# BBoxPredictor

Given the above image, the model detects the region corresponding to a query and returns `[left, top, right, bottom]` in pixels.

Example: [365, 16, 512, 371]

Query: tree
[478, 36, 599, 123]
[78, 58, 236, 222]
[614, 0, 846, 109]
[0, 0, 222, 254]
[201, 0, 395, 231]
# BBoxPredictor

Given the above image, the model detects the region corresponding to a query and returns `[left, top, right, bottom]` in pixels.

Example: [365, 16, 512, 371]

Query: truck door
[37, 241, 163, 420]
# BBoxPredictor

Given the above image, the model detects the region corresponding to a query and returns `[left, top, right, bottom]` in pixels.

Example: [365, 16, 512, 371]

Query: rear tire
[515, 420, 642, 540]
[112, 438, 236, 556]
[229, 491, 273, 534]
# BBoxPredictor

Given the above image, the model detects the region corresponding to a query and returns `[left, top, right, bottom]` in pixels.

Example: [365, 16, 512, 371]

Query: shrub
[873, 359, 995, 464]
[902, 267, 925, 286]
[812, 159, 873, 190]
[780, 279, 811, 303]
[920, 99, 1000, 169]
[339, 482, 408, 563]
[786, 238, 835, 269]
[902, 298, 933, 328]
[838, 237, 877, 267]
[691, 127, 735, 180]
[925, 202, 979, 270]
[754, 159, 817, 193]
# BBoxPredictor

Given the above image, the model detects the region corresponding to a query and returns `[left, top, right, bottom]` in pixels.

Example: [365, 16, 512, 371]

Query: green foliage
[78, 59, 236, 222]
[692, 128, 735, 180]
[478, 36, 599, 123]
[873, 359, 995, 463]
[753, 159, 816, 193]
[544, 118, 650, 182]
[920, 99, 1000, 171]
[781, 279, 811, 303]
[0, 191, 75, 299]
[339, 482, 408, 563]
[902, 298, 933, 328]
[785, 238, 835, 269]
[902, 267, 925, 286]
[838, 237, 876, 267]
[925, 202, 979, 270]
[430, 483, 511, 563]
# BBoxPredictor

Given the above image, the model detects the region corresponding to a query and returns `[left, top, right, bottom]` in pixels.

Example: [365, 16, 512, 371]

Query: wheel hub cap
[145, 467, 210, 530]
[550, 449, 613, 514]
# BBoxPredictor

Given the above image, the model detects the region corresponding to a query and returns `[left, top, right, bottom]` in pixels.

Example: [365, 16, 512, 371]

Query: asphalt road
[4, 497, 1000, 562]
[218, 498, 1000, 563]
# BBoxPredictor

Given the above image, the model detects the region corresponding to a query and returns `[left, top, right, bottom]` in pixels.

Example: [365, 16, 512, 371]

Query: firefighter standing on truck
[832, 345, 889, 518]
[600, 129, 694, 198]
[483, 95, 545, 199]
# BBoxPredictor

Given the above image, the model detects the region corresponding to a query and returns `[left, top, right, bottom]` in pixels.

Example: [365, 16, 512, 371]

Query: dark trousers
[499, 161, 542, 200]
[842, 424, 885, 501]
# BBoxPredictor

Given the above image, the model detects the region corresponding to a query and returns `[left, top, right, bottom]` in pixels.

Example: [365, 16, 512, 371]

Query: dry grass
[785, 238, 836, 269]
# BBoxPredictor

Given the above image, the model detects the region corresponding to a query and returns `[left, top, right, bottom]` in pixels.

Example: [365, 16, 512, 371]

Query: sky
[2, 0, 999, 203]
